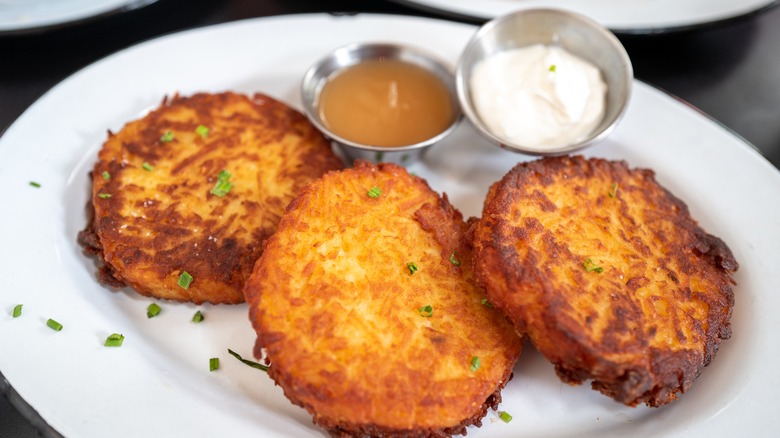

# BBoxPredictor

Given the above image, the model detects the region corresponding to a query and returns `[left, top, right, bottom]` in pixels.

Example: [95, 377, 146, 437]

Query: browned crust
[322, 373, 512, 438]
[80, 92, 343, 304]
[77, 193, 126, 288]
[472, 155, 737, 407]
[246, 160, 523, 435]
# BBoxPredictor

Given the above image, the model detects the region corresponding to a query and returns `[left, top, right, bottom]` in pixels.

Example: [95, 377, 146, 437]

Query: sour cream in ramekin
[470, 44, 607, 150]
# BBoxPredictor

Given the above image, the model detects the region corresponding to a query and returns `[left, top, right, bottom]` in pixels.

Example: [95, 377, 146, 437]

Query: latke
[78, 92, 344, 304]
[245, 161, 523, 436]
[472, 155, 737, 407]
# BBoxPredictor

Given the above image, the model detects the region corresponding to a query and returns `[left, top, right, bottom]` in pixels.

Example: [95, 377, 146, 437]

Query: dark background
[2, 0, 779, 436]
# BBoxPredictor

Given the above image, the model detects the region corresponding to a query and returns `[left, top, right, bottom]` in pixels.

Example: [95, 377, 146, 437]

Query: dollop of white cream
[470, 44, 607, 150]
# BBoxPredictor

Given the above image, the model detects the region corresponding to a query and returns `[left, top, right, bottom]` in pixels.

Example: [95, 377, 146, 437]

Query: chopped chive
[160, 130, 174, 143]
[97, 193, 112, 199]
[583, 258, 604, 273]
[228, 349, 269, 372]
[449, 251, 461, 266]
[104, 333, 125, 347]
[209, 357, 220, 371]
[196, 124, 209, 138]
[418, 305, 433, 317]
[470, 355, 481, 372]
[29, 181, 41, 188]
[178, 271, 194, 290]
[608, 182, 619, 198]
[401, 153, 410, 163]
[210, 170, 233, 197]
[375, 151, 385, 162]
[499, 411, 513, 423]
[549, 64, 557, 72]
[406, 262, 418, 275]
[367, 186, 382, 198]
[480, 298, 494, 308]
[142, 162, 154, 172]
[12, 304, 23, 318]
[46, 318, 63, 331]
[147, 303, 161, 318]
[101, 171, 111, 180]
[192, 310, 204, 323]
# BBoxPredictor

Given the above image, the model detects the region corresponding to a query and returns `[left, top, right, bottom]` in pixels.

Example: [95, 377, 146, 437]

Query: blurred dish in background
[0, 0, 157, 35]
[389, 0, 778, 34]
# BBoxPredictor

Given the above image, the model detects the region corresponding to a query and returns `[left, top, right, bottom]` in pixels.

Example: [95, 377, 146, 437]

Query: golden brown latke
[78, 92, 343, 304]
[472, 155, 737, 407]
[245, 161, 523, 436]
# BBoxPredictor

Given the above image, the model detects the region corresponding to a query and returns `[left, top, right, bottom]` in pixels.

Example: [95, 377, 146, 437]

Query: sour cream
[470, 44, 607, 150]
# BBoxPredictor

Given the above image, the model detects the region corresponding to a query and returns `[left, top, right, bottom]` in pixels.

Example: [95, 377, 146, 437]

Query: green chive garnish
[367, 186, 382, 198]
[375, 151, 385, 162]
[147, 303, 161, 318]
[46, 318, 63, 331]
[608, 182, 619, 198]
[549, 64, 557, 72]
[480, 298, 494, 308]
[418, 305, 433, 317]
[142, 162, 154, 172]
[210, 170, 233, 197]
[406, 262, 418, 275]
[192, 310, 204, 323]
[228, 349, 269, 372]
[209, 357, 219, 371]
[12, 304, 22, 318]
[449, 252, 461, 266]
[196, 124, 209, 138]
[499, 411, 513, 423]
[470, 356, 481, 372]
[102, 171, 111, 180]
[97, 193, 112, 199]
[160, 130, 174, 143]
[178, 271, 193, 289]
[104, 333, 124, 347]
[583, 258, 604, 273]
[29, 181, 41, 188]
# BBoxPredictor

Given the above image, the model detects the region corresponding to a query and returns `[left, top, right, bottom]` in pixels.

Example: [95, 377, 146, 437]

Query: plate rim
[1, 11, 779, 438]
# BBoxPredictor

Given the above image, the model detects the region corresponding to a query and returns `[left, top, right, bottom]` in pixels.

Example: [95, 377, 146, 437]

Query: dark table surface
[1, 0, 779, 436]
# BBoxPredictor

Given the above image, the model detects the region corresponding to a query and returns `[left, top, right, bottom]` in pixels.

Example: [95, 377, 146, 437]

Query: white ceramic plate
[0, 13, 778, 438]
[0, 0, 156, 34]
[391, 0, 777, 33]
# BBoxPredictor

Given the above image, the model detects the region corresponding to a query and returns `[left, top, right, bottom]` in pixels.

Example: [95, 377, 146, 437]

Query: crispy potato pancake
[472, 155, 737, 407]
[78, 92, 343, 304]
[245, 161, 523, 436]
